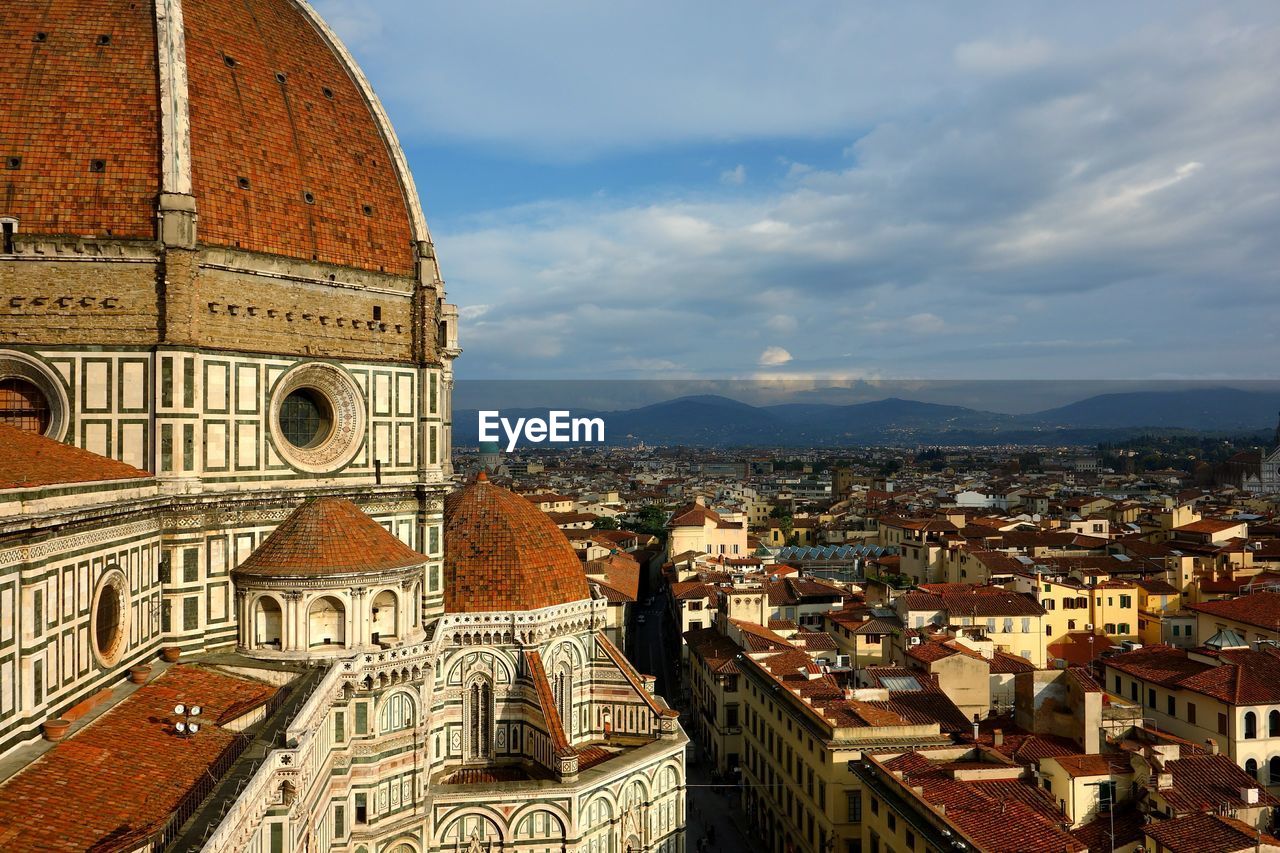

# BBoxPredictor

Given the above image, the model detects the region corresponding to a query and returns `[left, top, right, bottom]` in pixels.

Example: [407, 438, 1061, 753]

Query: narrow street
[630, 559, 762, 852]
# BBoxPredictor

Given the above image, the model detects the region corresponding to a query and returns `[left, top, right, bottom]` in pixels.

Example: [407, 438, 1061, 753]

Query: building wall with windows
[736, 652, 951, 853]
[1103, 661, 1280, 788]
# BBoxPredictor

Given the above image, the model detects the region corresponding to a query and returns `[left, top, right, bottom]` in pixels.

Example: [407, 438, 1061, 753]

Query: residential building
[896, 585, 1048, 667]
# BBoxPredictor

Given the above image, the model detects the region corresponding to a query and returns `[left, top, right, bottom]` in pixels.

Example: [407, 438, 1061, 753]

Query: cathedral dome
[234, 497, 425, 579]
[0, 0, 425, 274]
[444, 473, 591, 613]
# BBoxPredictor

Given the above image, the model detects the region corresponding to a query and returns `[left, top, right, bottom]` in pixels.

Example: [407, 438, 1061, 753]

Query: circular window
[280, 387, 333, 449]
[269, 363, 366, 473]
[91, 569, 129, 668]
[0, 376, 51, 433]
[0, 350, 68, 440]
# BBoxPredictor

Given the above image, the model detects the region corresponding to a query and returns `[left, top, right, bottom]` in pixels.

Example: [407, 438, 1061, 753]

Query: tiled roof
[1188, 592, 1280, 632]
[670, 580, 714, 600]
[1, 0, 417, 274]
[0, 665, 277, 852]
[444, 473, 591, 613]
[729, 619, 794, 652]
[1144, 811, 1280, 852]
[184, 0, 416, 273]
[586, 552, 640, 601]
[233, 497, 424, 578]
[576, 744, 617, 771]
[523, 650, 573, 758]
[1159, 753, 1279, 813]
[1072, 804, 1146, 853]
[1048, 753, 1133, 778]
[0, 0, 160, 239]
[0, 424, 151, 491]
[877, 753, 1087, 852]
[684, 627, 743, 674]
[667, 503, 723, 527]
[901, 587, 1044, 617]
[1106, 643, 1280, 705]
[1174, 519, 1243, 534]
[990, 651, 1038, 674]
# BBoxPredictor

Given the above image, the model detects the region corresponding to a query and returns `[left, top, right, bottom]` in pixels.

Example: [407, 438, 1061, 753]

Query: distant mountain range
[456, 388, 1280, 448]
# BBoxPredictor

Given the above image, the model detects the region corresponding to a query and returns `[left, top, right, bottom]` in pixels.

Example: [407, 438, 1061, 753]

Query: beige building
[737, 646, 962, 853]
[666, 500, 748, 560]
[1104, 640, 1280, 789]
[896, 585, 1049, 667]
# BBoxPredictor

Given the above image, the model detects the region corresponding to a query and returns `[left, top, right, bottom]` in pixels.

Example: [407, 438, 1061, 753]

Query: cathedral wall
[1, 345, 450, 491]
[189, 259, 418, 364]
[0, 253, 162, 348]
[0, 507, 164, 757]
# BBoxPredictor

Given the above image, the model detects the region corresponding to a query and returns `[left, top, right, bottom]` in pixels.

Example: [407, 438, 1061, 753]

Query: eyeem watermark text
[478, 410, 605, 452]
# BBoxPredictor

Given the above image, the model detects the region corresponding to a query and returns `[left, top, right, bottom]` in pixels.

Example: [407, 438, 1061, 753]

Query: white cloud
[954, 37, 1053, 74]
[720, 164, 747, 185]
[320, 1, 1248, 157]
[321, 2, 1280, 380]
[759, 346, 794, 366]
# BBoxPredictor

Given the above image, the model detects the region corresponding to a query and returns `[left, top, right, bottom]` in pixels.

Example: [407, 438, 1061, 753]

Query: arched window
[1247, 758, 1259, 779]
[1246, 711, 1258, 739]
[466, 676, 494, 760]
[370, 589, 398, 642]
[1270, 710, 1279, 737]
[1269, 756, 1280, 785]
[254, 596, 283, 648]
[308, 596, 346, 647]
[0, 377, 50, 433]
[555, 664, 573, 739]
[380, 691, 415, 734]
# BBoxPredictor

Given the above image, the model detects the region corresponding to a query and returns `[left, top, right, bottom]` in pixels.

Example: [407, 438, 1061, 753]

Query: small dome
[444, 472, 591, 612]
[234, 497, 425, 578]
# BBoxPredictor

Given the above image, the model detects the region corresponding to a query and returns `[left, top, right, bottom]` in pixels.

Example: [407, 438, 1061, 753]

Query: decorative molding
[0, 518, 162, 568]
[267, 362, 367, 473]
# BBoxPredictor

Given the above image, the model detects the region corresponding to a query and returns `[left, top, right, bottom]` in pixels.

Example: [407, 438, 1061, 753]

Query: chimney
[993, 729, 1004, 747]
[1206, 738, 1220, 756]
[972, 713, 980, 740]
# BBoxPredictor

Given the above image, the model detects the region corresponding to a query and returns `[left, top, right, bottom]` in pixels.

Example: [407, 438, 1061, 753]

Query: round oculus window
[0, 376, 51, 434]
[269, 363, 366, 473]
[91, 569, 129, 668]
[279, 387, 334, 449]
[0, 350, 69, 440]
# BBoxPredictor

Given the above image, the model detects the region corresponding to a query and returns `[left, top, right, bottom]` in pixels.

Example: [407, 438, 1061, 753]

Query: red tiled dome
[0, 0, 418, 274]
[234, 497, 425, 578]
[444, 473, 591, 613]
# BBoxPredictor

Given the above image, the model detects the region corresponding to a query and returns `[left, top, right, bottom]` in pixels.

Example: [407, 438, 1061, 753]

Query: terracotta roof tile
[444, 473, 591, 612]
[233, 497, 424, 578]
[0, 0, 160, 239]
[0, 0, 417, 273]
[0, 665, 276, 852]
[1144, 811, 1280, 852]
[0, 423, 151, 491]
[183, 0, 416, 273]
[1188, 592, 1280, 632]
[524, 649, 573, 757]
[1158, 753, 1279, 813]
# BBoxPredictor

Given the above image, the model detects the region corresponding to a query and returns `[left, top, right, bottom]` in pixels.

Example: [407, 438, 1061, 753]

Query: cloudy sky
[317, 1, 1280, 385]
